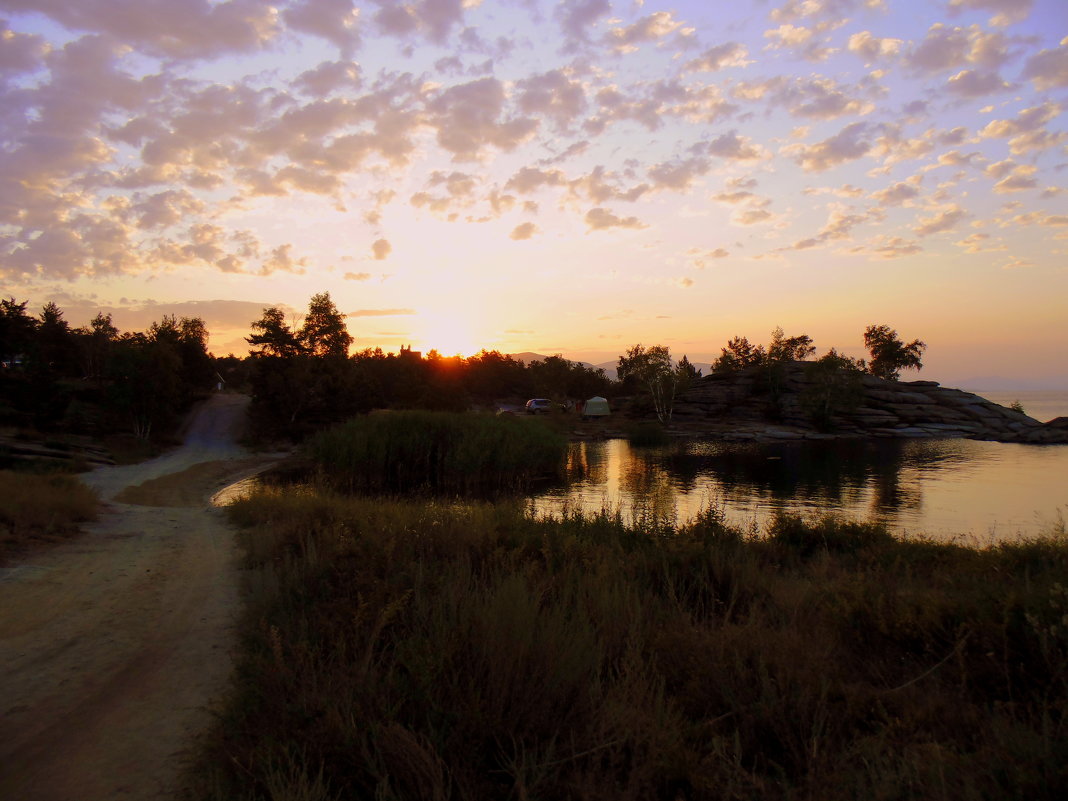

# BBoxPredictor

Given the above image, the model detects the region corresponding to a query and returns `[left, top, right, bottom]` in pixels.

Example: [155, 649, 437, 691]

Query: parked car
[525, 398, 553, 414]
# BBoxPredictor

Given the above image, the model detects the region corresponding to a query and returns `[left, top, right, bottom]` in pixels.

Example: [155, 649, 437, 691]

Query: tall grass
[307, 411, 566, 494]
[0, 470, 99, 563]
[193, 491, 1068, 800]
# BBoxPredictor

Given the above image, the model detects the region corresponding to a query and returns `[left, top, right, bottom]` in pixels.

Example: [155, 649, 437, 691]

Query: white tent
[583, 396, 610, 418]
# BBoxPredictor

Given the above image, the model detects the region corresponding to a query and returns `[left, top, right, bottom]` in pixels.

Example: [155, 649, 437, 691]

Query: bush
[307, 411, 567, 495]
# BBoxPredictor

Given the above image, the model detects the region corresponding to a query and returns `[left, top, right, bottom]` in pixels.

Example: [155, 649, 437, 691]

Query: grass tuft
[0, 470, 99, 563]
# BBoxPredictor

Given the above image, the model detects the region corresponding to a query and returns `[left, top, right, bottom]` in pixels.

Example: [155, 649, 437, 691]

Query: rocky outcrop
[671, 363, 1068, 444]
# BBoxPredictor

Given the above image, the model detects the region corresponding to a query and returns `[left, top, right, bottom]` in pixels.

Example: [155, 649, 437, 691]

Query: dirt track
[0, 394, 275, 800]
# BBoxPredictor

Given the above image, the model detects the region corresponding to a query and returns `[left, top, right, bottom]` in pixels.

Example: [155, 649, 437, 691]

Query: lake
[530, 436, 1068, 543]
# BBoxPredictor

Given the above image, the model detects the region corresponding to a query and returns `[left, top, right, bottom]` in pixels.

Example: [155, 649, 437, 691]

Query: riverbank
[193, 488, 1068, 800]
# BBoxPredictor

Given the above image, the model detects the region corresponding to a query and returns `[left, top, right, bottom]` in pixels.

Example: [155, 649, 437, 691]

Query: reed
[193, 491, 1068, 800]
[0, 470, 99, 563]
[306, 411, 566, 494]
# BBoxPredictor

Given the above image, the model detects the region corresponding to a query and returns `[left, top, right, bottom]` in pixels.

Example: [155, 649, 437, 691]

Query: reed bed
[307, 411, 566, 494]
[0, 470, 99, 563]
[193, 489, 1068, 800]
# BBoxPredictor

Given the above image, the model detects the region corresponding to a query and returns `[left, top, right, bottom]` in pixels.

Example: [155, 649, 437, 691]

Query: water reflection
[534, 438, 1068, 541]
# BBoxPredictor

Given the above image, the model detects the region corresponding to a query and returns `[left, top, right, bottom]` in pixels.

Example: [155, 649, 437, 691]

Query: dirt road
[0, 394, 274, 800]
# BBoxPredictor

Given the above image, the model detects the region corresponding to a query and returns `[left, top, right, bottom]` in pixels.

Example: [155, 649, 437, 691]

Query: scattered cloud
[371, 239, 392, 260]
[509, 222, 539, 240]
[585, 207, 645, 231]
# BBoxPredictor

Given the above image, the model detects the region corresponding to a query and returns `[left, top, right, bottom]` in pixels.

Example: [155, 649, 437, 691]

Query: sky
[1, 0, 1066, 387]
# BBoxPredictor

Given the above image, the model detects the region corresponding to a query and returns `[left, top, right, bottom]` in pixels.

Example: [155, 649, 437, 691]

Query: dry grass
[193, 491, 1068, 800]
[0, 470, 99, 564]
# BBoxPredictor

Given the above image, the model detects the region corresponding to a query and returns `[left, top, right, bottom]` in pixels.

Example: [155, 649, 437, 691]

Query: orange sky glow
[1, 0, 1066, 387]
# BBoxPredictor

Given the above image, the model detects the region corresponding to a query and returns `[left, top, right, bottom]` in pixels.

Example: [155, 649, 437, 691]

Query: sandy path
[0, 394, 276, 801]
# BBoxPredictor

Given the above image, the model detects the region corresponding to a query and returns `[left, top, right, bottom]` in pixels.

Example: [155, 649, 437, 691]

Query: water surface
[531, 438, 1068, 542]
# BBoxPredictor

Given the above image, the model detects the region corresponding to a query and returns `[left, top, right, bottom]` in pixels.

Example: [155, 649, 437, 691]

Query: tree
[767, 326, 815, 363]
[77, 312, 119, 379]
[0, 297, 37, 366]
[617, 344, 682, 423]
[863, 324, 926, 381]
[712, 336, 765, 373]
[299, 292, 352, 357]
[247, 307, 302, 358]
[33, 302, 78, 376]
[802, 348, 867, 429]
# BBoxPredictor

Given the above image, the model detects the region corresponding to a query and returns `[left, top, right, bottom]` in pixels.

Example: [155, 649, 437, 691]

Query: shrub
[307, 411, 566, 495]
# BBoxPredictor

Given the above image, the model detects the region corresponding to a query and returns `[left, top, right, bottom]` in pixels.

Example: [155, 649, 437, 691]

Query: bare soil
[0, 394, 277, 801]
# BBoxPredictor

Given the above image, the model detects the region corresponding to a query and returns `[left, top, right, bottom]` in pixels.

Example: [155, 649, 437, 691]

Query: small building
[583, 396, 610, 418]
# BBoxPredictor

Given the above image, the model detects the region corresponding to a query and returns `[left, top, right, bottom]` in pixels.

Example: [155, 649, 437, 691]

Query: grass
[192, 490, 1068, 800]
[0, 470, 100, 564]
[306, 411, 567, 495]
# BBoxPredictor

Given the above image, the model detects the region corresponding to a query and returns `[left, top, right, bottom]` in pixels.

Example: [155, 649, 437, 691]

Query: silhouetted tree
[77, 312, 119, 380]
[35, 302, 77, 375]
[299, 292, 352, 357]
[247, 307, 302, 358]
[712, 336, 766, 373]
[0, 298, 37, 366]
[617, 344, 682, 423]
[863, 324, 926, 381]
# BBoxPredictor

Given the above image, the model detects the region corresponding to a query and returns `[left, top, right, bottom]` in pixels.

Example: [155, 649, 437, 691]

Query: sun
[416, 314, 482, 357]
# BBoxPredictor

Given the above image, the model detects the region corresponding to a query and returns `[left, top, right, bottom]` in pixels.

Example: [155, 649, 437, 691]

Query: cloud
[0, 22, 48, 73]
[704, 132, 766, 161]
[783, 122, 871, 172]
[261, 243, 307, 275]
[946, 0, 1034, 26]
[908, 23, 1013, 74]
[344, 271, 372, 280]
[4, 0, 282, 59]
[979, 102, 1065, 154]
[945, 69, 1011, 97]
[689, 248, 729, 268]
[847, 31, 903, 63]
[647, 157, 710, 191]
[515, 69, 587, 131]
[868, 236, 923, 259]
[585, 207, 645, 231]
[504, 166, 566, 194]
[509, 222, 539, 240]
[684, 42, 751, 72]
[426, 77, 538, 160]
[347, 308, 415, 317]
[914, 205, 968, 236]
[985, 161, 1038, 193]
[283, 0, 361, 56]
[292, 60, 363, 96]
[955, 233, 1006, 253]
[371, 238, 392, 260]
[606, 11, 684, 54]
[871, 179, 921, 206]
[731, 208, 774, 226]
[555, 0, 610, 45]
[1023, 36, 1068, 90]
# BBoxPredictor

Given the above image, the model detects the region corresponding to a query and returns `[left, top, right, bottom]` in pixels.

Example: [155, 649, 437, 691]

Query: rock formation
[671, 363, 1068, 444]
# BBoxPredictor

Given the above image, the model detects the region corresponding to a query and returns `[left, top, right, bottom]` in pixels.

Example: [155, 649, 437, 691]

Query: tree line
[1, 298, 213, 442]
[617, 325, 926, 424]
[245, 293, 612, 440]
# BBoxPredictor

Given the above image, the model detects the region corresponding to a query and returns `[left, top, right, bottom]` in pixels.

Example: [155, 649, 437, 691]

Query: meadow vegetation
[0, 470, 99, 564]
[308, 411, 567, 494]
[195, 488, 1068, 800]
